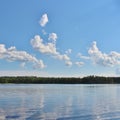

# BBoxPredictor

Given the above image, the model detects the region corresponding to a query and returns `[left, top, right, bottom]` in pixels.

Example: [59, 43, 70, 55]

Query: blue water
[0, 84, 120, 120]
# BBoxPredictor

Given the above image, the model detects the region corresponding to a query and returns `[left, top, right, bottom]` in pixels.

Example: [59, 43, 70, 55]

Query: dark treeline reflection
[0, 76, 120, 84]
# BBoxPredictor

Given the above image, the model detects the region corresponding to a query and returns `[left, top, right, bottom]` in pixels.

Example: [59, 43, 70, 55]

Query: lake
[0, 84, 120, 120]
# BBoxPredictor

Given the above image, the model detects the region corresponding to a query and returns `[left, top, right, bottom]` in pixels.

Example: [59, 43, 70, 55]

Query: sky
[0, 0, 120, 77]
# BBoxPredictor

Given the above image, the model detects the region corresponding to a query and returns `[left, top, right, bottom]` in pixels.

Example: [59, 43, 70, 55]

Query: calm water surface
[0, 84, 120, 120]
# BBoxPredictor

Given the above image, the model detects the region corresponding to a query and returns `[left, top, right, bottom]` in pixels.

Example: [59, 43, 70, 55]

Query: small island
[0, 76, 120, 84]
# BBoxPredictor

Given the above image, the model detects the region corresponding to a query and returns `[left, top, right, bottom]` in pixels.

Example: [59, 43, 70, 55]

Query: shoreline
[0, 76, 120, 84]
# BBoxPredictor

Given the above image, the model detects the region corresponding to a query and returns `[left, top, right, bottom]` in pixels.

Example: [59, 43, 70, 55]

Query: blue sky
[0, 0, 120, 77]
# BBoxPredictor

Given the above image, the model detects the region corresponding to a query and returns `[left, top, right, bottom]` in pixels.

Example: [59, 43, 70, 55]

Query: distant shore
[0, 76, 120, 84]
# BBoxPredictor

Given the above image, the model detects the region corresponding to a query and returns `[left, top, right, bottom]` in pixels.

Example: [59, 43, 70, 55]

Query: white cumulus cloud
[65, 61, 72, 66]
[88, 41, 120, 67]
[0, 44, 45, 69]
[39, 14, 48, 27]
[0, 44, 6, 53]
[31, 35, 72, 66]
[31, 35, 57, 55]
[48, 33, 58, 42]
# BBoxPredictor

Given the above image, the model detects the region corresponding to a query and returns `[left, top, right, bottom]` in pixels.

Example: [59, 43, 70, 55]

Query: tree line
[0, 76, 120, 84]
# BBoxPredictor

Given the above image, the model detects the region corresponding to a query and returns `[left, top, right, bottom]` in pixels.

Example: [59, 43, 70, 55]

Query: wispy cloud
[0, 44, 45, 69]
[65, 49, 72, 54]
[31, 35, 72, 66]
[0, 70, 50, 77]
[75, 61, 84, 67]
[77, 53, 90, 60]
[42, 29, 47, 35]
[20, 62, 26, 68]
[39, 14, 48, 27]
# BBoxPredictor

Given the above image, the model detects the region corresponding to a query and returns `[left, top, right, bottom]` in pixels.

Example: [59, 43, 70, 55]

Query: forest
[0, 76, 120, 84]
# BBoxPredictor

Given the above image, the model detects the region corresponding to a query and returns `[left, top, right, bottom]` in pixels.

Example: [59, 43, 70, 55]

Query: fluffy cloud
[0, 44, 6, 59]
[88, 41, 120, 67]
[54, 53, 70, 61]
[32, 14, 72, 66]
[0, 44, 45, 69]
[31, 35, 72, 66]
[31, 35, 57, 55]
[48, 33, 58, 42]
[39, 14, 48, 27]
[0, 44, 6, 53]
[65, 61, 72, 66]
[75, 61, 84, 67]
